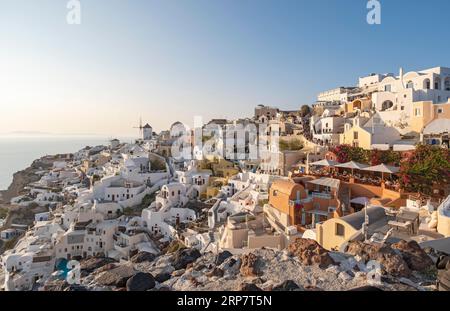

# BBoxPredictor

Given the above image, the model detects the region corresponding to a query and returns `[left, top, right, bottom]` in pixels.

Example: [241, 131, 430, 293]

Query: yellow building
[316, 206, 387, 251]
[410, 100, 450, 133]
[340, 118, 373, 149]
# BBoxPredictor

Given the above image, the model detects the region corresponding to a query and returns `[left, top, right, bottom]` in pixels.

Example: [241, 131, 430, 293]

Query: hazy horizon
[2, 0, 450, 136]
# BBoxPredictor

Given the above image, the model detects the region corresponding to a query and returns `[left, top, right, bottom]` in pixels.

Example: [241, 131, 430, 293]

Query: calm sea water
[0, 136, 133, 190]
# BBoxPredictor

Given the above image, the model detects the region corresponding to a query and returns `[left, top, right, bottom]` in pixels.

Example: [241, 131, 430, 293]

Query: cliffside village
[1, 66, 449, 291]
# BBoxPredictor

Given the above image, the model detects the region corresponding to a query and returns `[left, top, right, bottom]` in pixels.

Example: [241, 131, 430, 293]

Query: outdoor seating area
[307, 160, 401, 189]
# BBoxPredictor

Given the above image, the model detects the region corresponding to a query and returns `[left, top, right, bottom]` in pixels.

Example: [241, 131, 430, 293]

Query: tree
[300, 105, 312, 117]
[331, 145, 369, 163]
[369, 149, 401, 166]
[399, 145, 450, 195]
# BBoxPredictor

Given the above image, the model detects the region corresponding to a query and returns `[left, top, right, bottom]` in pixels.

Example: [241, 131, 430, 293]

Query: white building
[373, 67, 450, 115]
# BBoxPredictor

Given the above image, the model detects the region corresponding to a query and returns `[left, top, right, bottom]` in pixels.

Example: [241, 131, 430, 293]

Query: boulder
[437, 255, 450, 291]
[215, 251, 233, 265]
[94, 264, 136, 287]
[288, 238, 334, 268]
[238, 282, 263, 291]
[43, 279, 70, 291]
[272, 280, 300, 291]
[172, 248, 201, 270]
[207, 267, 224, 278]
[126, 272, 156, 291]
[391, 240, 434, 271]
[155, 272, 172, 283]
[130, 252, 157, 264]
[346, 241, 411, 277]
[240, 253, 261, 277]
[80, 257, 116, 273]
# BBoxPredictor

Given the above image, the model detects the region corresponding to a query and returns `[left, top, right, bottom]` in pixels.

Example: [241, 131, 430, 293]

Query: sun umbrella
[334, 161, 369, 175]
[362, 164, 400, 180]
[309, 159, 338, 167]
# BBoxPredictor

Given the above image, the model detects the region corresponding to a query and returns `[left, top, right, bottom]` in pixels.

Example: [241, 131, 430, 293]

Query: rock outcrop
[80, 257, 116, 274]
[240, 253, 261, 277]
[272, 280, 301, 291]
[126, 272, 156, 291]
[346, 241, 411, 277]
[172, 248, 201, 270]
[391, 240, 434, 271]
[215, 251, 233, 266]
[94, 264, 136, 288]
[238, 282, 263, 291]
[288, 238, 334, 268]
[131, 252, 157, 264]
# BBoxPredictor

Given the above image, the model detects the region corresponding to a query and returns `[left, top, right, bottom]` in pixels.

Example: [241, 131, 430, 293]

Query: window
[172, 191, 175, 196]
[336, 223, 345, 237]
[401, 106, 405, 111]
[438, 108, 443, 114]
[424, 79, 431, 89]
[414, 108, 421, 116]
[272, 190, 278, 197]
[445, 78, 450, 91]
[435, 77, 441, 90]
[353, 132, 358, 140]
[384, 84, 392, 92]
[406, 81, 414, 89]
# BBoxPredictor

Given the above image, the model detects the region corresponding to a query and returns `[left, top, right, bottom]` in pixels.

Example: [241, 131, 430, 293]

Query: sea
[0, 135, 134, 191]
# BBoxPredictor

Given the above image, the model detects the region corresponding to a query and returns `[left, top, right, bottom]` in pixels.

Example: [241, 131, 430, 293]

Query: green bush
[0, 207, 8, 219]
[279, 139, 303, 151]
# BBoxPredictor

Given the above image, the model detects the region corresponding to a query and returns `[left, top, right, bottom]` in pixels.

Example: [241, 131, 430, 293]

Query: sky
[1, 0, 450, 137]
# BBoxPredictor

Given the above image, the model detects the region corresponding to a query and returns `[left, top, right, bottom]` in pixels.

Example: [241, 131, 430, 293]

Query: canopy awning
[334, 161, 369, 170]
[309, 159, 338, 167]
[362, 164, 400, 174]
[307, 177, 341, 189]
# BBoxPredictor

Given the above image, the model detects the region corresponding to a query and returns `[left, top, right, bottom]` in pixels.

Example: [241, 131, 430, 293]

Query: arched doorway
[381, 100, 394, 111]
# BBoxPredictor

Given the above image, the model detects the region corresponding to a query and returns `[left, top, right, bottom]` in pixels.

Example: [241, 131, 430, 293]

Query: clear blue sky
[1, 0, 450, 136]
